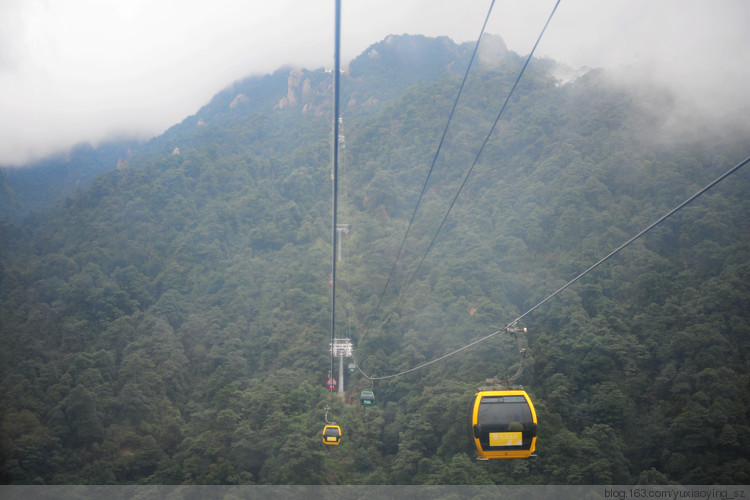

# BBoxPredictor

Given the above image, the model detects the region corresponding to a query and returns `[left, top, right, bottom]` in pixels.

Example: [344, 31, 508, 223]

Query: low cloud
[0, 0, 747, 166]
[542, 0, 750, 134]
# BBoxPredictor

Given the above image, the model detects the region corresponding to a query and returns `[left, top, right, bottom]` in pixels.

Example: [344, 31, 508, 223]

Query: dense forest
[1, 34, 749, 485]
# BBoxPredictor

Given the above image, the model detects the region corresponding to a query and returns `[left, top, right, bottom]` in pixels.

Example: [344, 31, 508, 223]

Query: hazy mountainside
[0, 170, 20, 219]
[1, 141, 140, 220]
[0, 34, 749, 485]
[0, 33, 512, 219]
[133, 34, 510, 165]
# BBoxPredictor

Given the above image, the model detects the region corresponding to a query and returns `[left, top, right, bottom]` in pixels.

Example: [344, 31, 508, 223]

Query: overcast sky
[1, 0, 748, 166]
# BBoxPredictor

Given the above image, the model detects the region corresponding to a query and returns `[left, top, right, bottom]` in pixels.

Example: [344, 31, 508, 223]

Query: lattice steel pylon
[330, 338, 353, 399]
[336, 224, 349, 261]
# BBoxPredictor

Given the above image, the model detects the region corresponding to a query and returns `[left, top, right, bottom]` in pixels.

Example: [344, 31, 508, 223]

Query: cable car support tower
[327, 0, 348, 407]
[336, 224, 349, 261]
[330, 338, 353, 400]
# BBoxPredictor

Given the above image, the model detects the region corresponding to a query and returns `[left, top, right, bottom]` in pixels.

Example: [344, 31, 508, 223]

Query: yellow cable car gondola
[322, 424, 342, 445]
[469, 389, 537, 459]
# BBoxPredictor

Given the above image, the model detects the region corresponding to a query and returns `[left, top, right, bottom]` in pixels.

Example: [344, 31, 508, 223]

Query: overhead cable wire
[340, 123, 355, 341]
[361, 0, 497, 341]
[329, 0, 342, 406]
[339, 121, 354, 340]
[399, 0, 561, 299]
[356, 154, 750, 381]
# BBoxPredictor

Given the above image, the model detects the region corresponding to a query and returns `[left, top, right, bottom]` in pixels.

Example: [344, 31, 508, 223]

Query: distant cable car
[360, 390, 374, 406]
[348, 363, 356, 373]
[327, 379, 337, 391]
[469, 390, 537, 459]
[322, 424, 342, 445]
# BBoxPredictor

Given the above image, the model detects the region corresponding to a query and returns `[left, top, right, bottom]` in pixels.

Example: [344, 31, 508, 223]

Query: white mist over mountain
[0, 0, 747, 166]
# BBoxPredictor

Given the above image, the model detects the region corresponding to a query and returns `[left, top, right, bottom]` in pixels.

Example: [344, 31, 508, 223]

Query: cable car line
[336, 115, 355, 341]
[395, 0, 561, 303]
[327, 0, 342, 410]
[361, 0, 560, 344]
[360, 0, 498, 342]
[511, 154, 750, 325]
[354, 0, 562, 379]
[354, 153, 750, 382]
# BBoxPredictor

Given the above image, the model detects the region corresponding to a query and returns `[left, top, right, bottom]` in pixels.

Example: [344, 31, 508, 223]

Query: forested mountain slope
[1, 34, 749, 485]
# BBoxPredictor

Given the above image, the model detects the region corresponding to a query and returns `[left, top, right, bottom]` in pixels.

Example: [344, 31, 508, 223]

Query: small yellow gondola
[322, 424, 342, 445]
[469, 389, 537, 459]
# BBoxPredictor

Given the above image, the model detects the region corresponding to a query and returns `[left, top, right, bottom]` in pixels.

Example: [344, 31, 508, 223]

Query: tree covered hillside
[1, 34, 749, 485]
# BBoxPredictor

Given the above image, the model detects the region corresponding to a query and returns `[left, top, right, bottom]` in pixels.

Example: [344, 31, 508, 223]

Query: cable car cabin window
[475, 395, 536, 451]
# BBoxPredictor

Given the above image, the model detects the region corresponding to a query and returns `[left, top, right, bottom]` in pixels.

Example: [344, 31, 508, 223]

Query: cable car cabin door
[469, 390, 537, 459]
